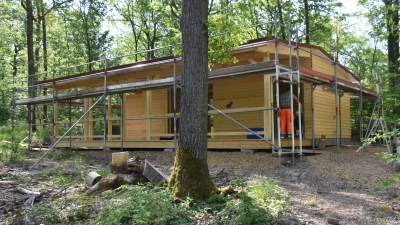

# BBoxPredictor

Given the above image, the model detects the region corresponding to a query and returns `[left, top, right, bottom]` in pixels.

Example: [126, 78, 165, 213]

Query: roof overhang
[299, 67, 377, 98]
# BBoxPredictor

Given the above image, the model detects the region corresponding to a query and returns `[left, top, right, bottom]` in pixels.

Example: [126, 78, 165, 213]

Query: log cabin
[14, 37, 376, 151]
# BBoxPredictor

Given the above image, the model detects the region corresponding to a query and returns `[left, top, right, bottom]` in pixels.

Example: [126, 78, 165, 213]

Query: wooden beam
[264, 53, 272, 139]
[16, 61, 277, 105]
[122, 93, 126, 142]
[54, 138, 313, 149]
[146, 76, 152, 140]
[54, 88, 59, 142]
[108, 95, 113, 141]
[248, 59, 258, 64]
[51, 101, 120, 109]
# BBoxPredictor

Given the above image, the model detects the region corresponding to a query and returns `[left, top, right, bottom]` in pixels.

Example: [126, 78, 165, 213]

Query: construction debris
[86, 153, 169, 195]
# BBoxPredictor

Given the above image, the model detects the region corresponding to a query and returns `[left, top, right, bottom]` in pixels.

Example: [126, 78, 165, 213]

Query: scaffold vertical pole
[358, 59, 363, 140]
[274, 13, 282, 166]
[120, 93, 124, 151]
[173, 54, 177, 151]
[69, 100, 72, 150]
[103, 59, 108, 156]
[288, 23, 295, 166]
[295, 26, 303, 163]
[52, 71, 55, 147]
[333, 50, 339, 152]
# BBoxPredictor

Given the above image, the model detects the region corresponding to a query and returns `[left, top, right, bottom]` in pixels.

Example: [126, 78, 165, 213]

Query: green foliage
[40, 167, 87, 186]
[43, 150, 87, 165]
[0, 126, 28, 166]
[360, 129, 400, 187]
[97, 168, 110, 177]
[304, 196, 317, 207]
[91, 184, 192, 225]
[248, 179, 289, 217]
[9, 173, 30, 183]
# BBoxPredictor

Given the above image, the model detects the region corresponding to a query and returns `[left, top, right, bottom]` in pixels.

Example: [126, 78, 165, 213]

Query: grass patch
[304, 196, 317, 207]
[40, 167, 87, 186]
[41, 150, 88, 165]
[28, 176, 289, 225]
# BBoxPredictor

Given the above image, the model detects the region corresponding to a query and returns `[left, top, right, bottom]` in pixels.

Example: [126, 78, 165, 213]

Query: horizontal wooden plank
[54, 138, 313, 149]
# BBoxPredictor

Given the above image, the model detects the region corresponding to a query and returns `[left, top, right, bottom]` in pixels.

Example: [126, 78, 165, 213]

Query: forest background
[0, 0, 399, 143]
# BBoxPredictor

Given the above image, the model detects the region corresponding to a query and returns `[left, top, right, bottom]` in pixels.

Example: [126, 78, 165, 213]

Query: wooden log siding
[312, 86, 351, 139]
[150, 89, 168, 140]
[311, 52, 348, 81]
[303, 83, 313, 139]
[341, 93, 351, 138]
[123, 89, 168, 141]
[213, 76, 264, 139]
[124, 93, 146, 140]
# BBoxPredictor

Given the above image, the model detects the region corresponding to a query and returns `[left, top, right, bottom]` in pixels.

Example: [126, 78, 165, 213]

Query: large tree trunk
[384, 0, 400, 114]
[167, 0, 217, 199]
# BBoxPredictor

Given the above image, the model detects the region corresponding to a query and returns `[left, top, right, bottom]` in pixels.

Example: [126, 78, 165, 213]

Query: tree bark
[25, 0, 37, 132]
[41, 6, 48, 123]
[384, 0, 399, 114]
[167, 0, 217, 199]
[277, 0, 286, 39]
[303, 0, 310, 44]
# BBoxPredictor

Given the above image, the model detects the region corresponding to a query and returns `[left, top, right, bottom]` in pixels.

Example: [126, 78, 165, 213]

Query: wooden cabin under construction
[15, 37, 377, 151]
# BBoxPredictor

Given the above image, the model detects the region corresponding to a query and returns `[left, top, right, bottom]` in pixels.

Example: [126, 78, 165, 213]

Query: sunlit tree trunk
[23, 0, 37, 132]
[167, 0, 217, 199]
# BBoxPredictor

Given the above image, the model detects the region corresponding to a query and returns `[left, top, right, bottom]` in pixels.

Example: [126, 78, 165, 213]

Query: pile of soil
[1, 145, 399, 224]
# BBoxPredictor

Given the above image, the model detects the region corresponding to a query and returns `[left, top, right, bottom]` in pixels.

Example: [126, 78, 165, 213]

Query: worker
[279, 86, 298, 138]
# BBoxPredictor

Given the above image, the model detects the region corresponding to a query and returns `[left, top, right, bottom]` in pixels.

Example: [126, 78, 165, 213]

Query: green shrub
[0, 126, 29, 166]
[91, 184, 191, 225]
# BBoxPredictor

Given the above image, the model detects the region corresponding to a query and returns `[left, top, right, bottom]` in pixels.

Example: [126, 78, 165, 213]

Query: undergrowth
[28, 176, 289, 225]
[0, 126, 28, 166]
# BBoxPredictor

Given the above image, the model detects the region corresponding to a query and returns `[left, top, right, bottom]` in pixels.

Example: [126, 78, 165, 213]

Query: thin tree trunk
[25, 0, 37, 132]
[167, 0, 217, 199]
[277, 0, 286, 39]
[304, 0, 310, 44]
[42, 7, 48, 123]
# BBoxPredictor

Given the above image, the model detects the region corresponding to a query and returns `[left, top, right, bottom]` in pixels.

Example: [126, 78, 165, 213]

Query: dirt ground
[1, 145, 400, 224]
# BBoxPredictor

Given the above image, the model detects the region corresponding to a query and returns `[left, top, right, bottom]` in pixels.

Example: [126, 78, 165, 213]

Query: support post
[333, 53, 339, 151]
[295, 26, 303, 162]
[173, 55, 177, 151]
[274, 13, 282, 163]
[103, 59, 108, 155]
[358, 59, 363, 140]
[120, 93, 124, 151]
[263, 54, 271, 139]
[288, 23, 295, 165]
[146, 76, 152, 140]
[69, 100, 72, 150]
[311, 85, 316, 149]
[108, 95, 112, 141]
[51, 71, 56, 146]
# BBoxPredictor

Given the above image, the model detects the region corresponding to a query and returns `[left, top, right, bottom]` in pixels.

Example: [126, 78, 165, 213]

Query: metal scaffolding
[10, 19, 376, 170]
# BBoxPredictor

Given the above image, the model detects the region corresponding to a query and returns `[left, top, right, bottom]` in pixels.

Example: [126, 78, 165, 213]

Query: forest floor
[0, 145, 400, 224]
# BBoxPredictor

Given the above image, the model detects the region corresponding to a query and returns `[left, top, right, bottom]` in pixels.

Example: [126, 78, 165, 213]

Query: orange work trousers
[280, 109, 293, 133]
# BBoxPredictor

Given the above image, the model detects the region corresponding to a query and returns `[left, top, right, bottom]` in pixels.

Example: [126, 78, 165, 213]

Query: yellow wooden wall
[124, 89, 167, 140]
[213, 76, 264, 139]
[303, 84, 313, 138]
[311, 52, 348, 80]
[150, 89, 168, 139]
[303, 86, 351, 139]
[340, 93, 351, 138]
[124, 93, 146, 140]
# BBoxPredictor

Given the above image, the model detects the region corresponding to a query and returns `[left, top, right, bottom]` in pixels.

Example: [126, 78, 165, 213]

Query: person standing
[279, 87, 298, 138]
